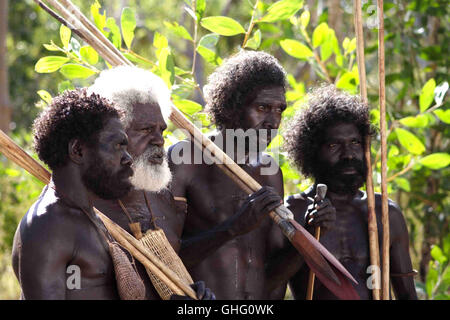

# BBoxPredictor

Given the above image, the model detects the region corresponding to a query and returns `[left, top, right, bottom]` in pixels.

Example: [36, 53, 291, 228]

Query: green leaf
[196, 0, 206, 20]
[60, 24, 71, 48]
[200, 16, 245, 36]
[312, 22, 329, 48]
[244, 29, 261, 50]
[336, 71, 358, 93]
[280, 39, 313, 60]
[394, 128, 426, 155]
[80, 46, 99, 65]
[419, 153, 450, 170]
[431, 245, 448, 265]
[420, 78, 436, 112]
[426, 263, 438, 298]
[299, 10, 310, 28]
[121, 7, 136, 49]
[153, 32, 169, 55]
[174, 99, 203, 115]
[58, 80, 75, 93]
[395, 177, 411, 192]
[158, 47, 175, 88]
[91, 0, 107, 34]
[59, 64, 97, 79]
[153, 33, 168, 49]
[43, 41, 60, 52]
[5, 168, 21, 177]
[197, 33, 222, 66]
[198, 33, 219, 49]
[260, 0, 304, 23]
[35, 56, 70, 73]
[164, 22, 193, 41]
[37, 90, 52, 104]
[343, 37, 356, 54]
[106, 17, 122, 49]
[122, 52, 153, 68]
[320, 29, 338, 61]
[197, 46, 222, 66]
[434, 109, 450, 124]
[399, 114, 429, 128]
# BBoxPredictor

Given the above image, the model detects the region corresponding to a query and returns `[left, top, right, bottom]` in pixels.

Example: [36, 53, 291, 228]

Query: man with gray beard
[88, 66, 213, 300]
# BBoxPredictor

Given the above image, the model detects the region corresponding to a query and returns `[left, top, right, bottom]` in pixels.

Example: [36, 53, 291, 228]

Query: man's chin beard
[130, 156, 172, 192]
[318, 174, 364, 195]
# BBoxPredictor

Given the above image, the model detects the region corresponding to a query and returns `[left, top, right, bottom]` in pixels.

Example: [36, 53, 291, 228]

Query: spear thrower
[29, 0, 360, 299]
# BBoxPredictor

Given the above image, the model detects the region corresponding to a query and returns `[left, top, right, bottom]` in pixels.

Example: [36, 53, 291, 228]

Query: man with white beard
[88, 66, 213, 299]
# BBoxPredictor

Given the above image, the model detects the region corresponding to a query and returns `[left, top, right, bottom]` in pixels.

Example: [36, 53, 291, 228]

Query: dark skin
[12, 117, 133, 299]
[91, 102, 213, 300]
[285, 122, 417, 300]
[169, 85, 291, 299]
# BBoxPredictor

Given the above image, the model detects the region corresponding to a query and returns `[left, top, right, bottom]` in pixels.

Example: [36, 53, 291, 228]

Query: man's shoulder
[371, 192, 403, 214]
[20, 187, 84, 241]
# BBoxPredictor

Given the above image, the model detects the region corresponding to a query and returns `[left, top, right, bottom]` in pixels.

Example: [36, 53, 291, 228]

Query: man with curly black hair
[11, 88, 135, 299]
[282, 85, 417, 299]
[168, 50, 293, 299]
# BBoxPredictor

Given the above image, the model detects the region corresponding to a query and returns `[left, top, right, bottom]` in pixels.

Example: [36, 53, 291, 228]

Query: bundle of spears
[0, 0, 368, 299]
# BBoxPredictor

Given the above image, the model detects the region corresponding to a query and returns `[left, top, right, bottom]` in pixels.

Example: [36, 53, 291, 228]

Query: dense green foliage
[1, 0, 448, 299]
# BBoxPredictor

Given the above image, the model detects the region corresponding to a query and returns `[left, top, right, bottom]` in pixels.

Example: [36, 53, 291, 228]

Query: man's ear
[68, 139, 84, 165]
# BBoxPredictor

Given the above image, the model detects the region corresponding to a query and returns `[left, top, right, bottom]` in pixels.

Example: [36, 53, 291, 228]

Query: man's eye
[141, 128, 151, 133]
[258, 105, 267, 111]
[329, 143, 337, 148]
[352, 140, 361, 145]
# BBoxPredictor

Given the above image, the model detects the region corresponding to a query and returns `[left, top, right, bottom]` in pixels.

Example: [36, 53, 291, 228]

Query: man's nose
[263, 115, 280, 131]
[151, 131, 165, 147]
[342, 144, 354, 160]
[122, 150, 133, 166]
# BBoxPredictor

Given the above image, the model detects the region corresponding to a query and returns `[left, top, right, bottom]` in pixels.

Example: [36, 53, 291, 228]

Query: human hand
[304, 196, 336, 233]
[229, 186, 282, 237]
[170, 280, 216, 300]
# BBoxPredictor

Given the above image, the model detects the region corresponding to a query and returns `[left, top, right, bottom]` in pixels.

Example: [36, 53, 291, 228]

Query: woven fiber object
[139, 228, 193, 300]
[108, 241, 146, 300]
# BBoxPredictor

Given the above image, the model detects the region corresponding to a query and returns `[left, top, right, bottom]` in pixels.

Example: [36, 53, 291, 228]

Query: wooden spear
[306, 184, 327, 300]
[354, 0, 381, 300]
[0, 129, 197, 299]
[377, 0, 390, 300]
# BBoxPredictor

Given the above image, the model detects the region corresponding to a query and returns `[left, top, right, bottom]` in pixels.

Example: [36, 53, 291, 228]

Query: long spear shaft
[354, 0, 381, 300]
[377, 0, 390, 300]
[306, 184, 327, 300]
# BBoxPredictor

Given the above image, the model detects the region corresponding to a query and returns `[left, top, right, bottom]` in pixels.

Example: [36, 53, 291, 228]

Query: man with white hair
[88, 66, 213, 300]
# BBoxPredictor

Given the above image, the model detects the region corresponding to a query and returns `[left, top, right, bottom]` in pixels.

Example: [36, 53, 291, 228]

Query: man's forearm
[179, 221, 236, 268]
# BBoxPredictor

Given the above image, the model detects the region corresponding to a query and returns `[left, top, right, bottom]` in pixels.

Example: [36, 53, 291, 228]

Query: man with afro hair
[11, 88, 136, 299]
[282, 85, 417, 299]
[168, 50, 294, 299]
